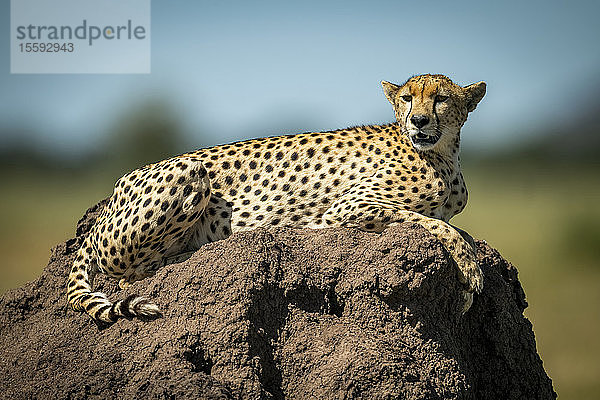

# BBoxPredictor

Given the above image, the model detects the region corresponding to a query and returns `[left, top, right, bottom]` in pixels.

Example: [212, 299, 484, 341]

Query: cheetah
[67, 74, 486, 323]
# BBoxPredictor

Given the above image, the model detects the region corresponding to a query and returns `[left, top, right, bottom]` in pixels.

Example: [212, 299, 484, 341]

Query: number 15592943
[19, 43, 74, 52]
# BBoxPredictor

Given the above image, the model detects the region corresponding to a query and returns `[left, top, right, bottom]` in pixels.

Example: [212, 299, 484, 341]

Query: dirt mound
[0, 201, 555, 399]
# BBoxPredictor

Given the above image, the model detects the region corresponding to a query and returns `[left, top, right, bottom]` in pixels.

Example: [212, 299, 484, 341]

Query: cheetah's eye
[401, 95, 412, 102]
[435, 95, 448, 102]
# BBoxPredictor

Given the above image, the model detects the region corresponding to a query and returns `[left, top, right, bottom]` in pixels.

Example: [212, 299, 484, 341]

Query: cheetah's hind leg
[67, 154, 212, 324]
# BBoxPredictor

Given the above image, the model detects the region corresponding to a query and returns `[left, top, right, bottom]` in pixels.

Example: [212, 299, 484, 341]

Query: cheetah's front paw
[453, 243, 483, 313]
[458, 259, 482, 313]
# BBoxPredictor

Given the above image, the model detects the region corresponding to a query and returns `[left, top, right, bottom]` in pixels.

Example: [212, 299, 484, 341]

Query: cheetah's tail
[66, 237, 161, 324]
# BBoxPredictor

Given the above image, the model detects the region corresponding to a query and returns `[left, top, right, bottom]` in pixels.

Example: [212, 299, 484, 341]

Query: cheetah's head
[381, 74, 486, 153]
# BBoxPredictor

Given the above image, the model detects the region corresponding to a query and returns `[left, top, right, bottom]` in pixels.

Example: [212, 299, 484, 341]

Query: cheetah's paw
[118, 278, 130, 290]
[461, 290, 474, 314]
[457, 258, 483, 313]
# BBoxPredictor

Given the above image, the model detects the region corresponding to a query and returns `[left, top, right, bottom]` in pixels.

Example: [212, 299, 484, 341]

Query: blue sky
[1, 0, 599, 156]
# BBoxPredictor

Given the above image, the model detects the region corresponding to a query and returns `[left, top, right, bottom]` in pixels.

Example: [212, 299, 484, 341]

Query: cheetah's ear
[464, 81, 486, 112]
[381, 80, 400, 105]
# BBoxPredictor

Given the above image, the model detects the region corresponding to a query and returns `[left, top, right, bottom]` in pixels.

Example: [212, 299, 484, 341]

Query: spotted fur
[68, 74, 486, 323]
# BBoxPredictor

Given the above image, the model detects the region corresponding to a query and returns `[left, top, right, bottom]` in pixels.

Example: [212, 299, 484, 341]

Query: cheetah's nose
[410, 115, 430, 128]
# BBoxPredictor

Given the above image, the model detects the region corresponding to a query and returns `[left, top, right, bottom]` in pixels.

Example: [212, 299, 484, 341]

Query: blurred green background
[1, 1, 599, 398]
